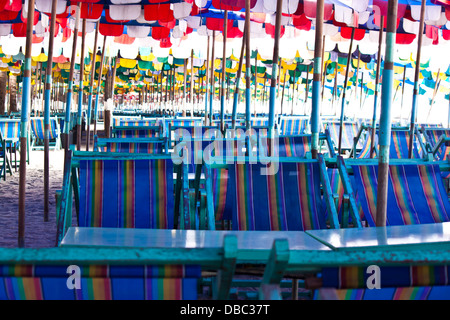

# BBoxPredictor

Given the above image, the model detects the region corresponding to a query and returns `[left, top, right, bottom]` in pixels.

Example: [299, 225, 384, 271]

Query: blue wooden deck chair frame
[55, 149, 193, 245]
[420, 126, 450, 160]
[30, 117, 61, 150]
[0, 118, 29, 168]
[0, 129, 13, 180]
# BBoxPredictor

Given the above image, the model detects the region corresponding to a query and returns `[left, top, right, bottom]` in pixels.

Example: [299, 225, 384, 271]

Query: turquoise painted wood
[306, 222, 450, 252]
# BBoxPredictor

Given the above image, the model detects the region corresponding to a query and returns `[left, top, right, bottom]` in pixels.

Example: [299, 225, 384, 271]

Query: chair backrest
[0, 264, 200, 300]
[278, 117, 309, 135]
[0, 120, 20, 140]
[79, 158, 174, 229]
[30, 117, 59, 140]
[390, 130, 421, 159]
[326, 122, 362, 150]
[351, 163, 450, 226]
[227, 161, 327, 231]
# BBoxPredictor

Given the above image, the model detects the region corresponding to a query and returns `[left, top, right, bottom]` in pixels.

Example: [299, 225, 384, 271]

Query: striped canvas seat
[351, 164, 450, 226]
[356, 132, 377, 159]
[0, 264, 200, 300]
[0, 120, 20, 141]
[326, 122, 362, 150]
[320, 163, 450, 300]
[317, 265, 450, 300]
[97, 140, 165, 154]
[79, 159, 174, 229]
[112, 117, 141, 127]
[278, 117, 309, 135]
[119, 120, 159, 127]
[113, 127, 160, 138]
[30, 117, 59, 140]
[277, 136, 311, 158]
[227, 161, 327, 231]
[390, 130, 421, 159]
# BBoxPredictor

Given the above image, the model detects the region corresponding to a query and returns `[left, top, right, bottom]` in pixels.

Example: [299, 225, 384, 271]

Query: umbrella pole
[376, 0, 399, 227]
[311, 0, 325, 159]
[77, 19, 86, 150]
[291, 70, 296, 115]
[408, 0, 426, 158]
[253, 49, 258, 117]
[245, 0, 251, 129]
[42, 0, 58, 224]
[93, 36, 107, 138]
[304, 64, 310, 105]
[18, 0, 36, 247]
[205, 36, 210, 125]
[232, 25, 246, 129]
[86, 22, 99, 151]
[337, 27, 355, 155]
[281, 71, 287, 115]
[63, 6, 80, 150]
[332, 62, 338, 112]
[399, 65, 406, 121]
[191, 49, 194, 117]
[210, 31, 216, 125]
[370, 18, 384, 158]
[183, 59, 187, 117]
[220, 11, 228, 131]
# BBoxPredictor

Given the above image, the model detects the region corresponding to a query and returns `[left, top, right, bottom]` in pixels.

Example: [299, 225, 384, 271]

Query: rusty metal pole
[86, 22, 99, 151]
[77, 19, 86, 151]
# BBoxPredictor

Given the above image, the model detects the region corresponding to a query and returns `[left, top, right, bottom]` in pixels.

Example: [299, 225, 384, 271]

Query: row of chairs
[49, 111, 450, 299]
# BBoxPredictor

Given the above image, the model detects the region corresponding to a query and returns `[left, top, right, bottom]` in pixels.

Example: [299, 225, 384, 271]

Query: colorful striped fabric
[351, 164, 450, 227]
[326, 122, 362, 150]
[356, 131, 377, 159]
[30, 118, 59, 140]
[79, 159, 174, 229]
[277, 136, 311, 158]
[278, 118, 309, 135]
[390, 130, 421, 159]
[227, 161, 325, 231]
[114, 128, 160, 138]
[0, 120, 20, 140]
[250, 119, 269, 127]
[0, 265, 200, 300]
[119, 120, 160, 127]
[101, 142, 163, 154]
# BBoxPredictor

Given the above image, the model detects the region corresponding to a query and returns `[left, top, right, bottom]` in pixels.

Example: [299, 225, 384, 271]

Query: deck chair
[78, 157, 175, 229]
[30, 117, 61, 150]
[278, 116, 310, 135]
[200, 155, 340, 298]
[270, 133, 336, 159]
[0, 264, 201, 300]
[317, 159, 450, 300]
[353, 127, 423, 159]
[0, 119, 21, 170]
[325, 121, 362, 152]
[422, 127, 450, 160]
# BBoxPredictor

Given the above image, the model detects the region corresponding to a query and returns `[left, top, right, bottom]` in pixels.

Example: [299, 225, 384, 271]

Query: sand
[0, 123, 99, 248]
[0, 148, 65, 248]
